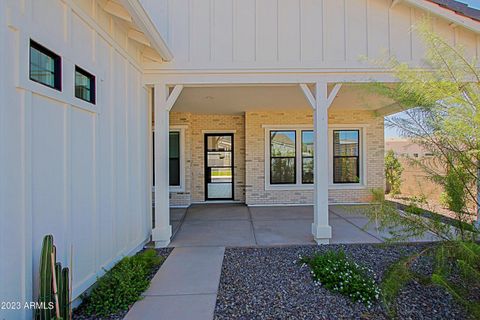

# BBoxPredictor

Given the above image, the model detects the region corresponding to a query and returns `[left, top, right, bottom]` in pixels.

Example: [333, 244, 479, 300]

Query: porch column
[312, 81, 332, 244]
[152, 84, 172, 247]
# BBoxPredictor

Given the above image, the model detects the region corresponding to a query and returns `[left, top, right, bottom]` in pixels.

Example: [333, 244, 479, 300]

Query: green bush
[300, 250, 380, 307]
[83, 249, 163, 316]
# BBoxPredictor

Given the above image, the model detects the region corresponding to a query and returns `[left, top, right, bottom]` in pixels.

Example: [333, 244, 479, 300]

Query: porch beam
[327, 84, 342, 109]
[152, 84, 172, 248]
[299, 83, 316, 110]
[312, 81, 332, 244]
[165, 85, 184, 111]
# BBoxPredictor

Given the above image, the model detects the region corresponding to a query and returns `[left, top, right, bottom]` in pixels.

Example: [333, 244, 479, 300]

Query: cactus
[36, 235, 71, 320]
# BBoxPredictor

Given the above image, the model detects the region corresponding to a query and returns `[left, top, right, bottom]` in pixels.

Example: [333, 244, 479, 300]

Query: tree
[385, 150, 403, 196]
[360, 21, 480, 318]
[373, 21, 480, 227]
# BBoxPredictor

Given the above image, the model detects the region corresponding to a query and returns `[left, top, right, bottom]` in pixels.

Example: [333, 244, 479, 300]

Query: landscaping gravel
[214, 244, 470, 320]
[73, 248, 172, 320]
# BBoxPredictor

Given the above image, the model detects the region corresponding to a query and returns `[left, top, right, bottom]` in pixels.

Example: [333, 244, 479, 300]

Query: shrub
[385, 150, 403, 196]
[300, 250, 380, 307]
[83, 249, 163, 316]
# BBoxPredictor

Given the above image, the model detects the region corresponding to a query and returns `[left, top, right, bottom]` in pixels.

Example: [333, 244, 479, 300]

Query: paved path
[125, 246, 225, 320]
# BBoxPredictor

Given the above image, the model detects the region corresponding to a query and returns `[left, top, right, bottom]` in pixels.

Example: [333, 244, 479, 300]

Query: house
[1, 0, 479, 318]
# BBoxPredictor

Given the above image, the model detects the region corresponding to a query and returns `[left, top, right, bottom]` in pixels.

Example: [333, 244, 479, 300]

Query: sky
[462, 0, 480, 9]
[385, 0, 479, 139]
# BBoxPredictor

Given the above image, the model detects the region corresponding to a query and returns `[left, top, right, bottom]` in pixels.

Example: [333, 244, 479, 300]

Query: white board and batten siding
[0, 1, 152, 318]
[142, 0, 480, 71]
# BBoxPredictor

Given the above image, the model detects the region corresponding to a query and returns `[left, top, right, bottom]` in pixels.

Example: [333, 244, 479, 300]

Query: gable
[142, 0, 480, 71]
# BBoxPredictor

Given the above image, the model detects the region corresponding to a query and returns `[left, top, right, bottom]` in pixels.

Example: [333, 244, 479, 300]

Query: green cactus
[36, 235, 71, 320]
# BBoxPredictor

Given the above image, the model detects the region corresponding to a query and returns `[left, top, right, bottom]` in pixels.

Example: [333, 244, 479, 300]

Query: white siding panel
[300, 0, 323, 62]
[367, 0, 390, 59]
[70, 108, 96, 292]
[31, 95, 68, 291]
[278, 0, 300, 62]
[72, 13, 95, 67]
[256, 0, 278, 62]
[325, 0, 345, 61]
[213, 0, 233, 62]
[345, 0, 367, 62]
[191, 0, 211, 62]
[170, 0, 191, 62]
[32, 0, 65, 44]
[390, 3, 412, 61]
[233, 0, 255, 62]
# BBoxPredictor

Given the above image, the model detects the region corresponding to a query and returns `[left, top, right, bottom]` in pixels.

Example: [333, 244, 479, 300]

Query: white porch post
[312, 81, 332, 244]
[152, 84, 172, 247]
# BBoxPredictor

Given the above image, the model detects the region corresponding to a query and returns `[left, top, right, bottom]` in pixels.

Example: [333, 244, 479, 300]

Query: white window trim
[169, 125, 186, 193]
[264, 127, 314, 191]
[264, 124, 369, 191]
[328, 125, 368, 190]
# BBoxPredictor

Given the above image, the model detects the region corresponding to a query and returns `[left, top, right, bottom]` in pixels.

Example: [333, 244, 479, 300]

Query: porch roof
[170, 84, 397, 115]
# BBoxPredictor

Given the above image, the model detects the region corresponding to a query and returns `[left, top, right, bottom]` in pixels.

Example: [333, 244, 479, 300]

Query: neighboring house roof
[427, 0, 480, 22]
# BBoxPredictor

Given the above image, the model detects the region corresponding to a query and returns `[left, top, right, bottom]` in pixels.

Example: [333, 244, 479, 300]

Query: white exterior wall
[142, 0, 480, 71]
[0, 1, 152, 318]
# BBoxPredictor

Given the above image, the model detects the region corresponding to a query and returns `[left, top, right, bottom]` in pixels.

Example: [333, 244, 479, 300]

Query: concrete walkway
[125, 246, 225, 320]
[169, 204, 438, 247]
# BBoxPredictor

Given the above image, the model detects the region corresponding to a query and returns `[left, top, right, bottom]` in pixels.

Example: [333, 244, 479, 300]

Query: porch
[168, 204, 437, 247]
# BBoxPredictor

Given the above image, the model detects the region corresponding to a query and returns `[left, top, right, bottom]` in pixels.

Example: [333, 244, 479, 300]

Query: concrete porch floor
[168, 204, 438, 247]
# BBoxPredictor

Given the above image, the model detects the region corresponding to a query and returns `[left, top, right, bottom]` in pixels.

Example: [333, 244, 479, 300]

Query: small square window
[75, 66, 96, 104]
[29, 40, 61, 90]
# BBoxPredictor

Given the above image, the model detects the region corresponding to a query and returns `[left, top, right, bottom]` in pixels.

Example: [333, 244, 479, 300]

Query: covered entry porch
[147, 74, 398, 248]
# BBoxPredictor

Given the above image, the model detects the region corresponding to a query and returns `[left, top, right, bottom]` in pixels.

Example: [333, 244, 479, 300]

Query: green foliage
[36, 235, 71, 320]
[300, 250, 380, 307]
[370, 19, 480, 227]
[385, 150, 403, 195]
[83, 249, 163, 317]
[380, 257, 414, 318]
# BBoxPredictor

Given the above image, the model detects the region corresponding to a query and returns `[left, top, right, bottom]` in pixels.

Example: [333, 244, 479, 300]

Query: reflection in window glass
[169, 132, 180, 186]
[333, 130, 360, 183]
[270, 131, 296, 184]
[302, 131, 314, 184]
[75, 66, 95, 104]
[29, 40, 61, 90]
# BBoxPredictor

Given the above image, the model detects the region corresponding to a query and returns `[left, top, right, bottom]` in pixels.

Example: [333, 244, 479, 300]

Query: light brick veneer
[245, 110, 385, 205]
[169, 113, 246, 206]
[169, 110, 384, 206]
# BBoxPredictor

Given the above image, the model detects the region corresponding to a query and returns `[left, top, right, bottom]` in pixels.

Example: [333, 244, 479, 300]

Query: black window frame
[301, 130, 314, 184]
[169, 131, 181, 187]
[333, 129, 360, 184]
[75, 66, 96, 104]
[270, 130, 297, 185]
[29, 40, 62, 91]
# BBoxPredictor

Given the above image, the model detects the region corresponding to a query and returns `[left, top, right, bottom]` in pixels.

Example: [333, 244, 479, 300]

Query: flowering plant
[299, 250, 380, 307]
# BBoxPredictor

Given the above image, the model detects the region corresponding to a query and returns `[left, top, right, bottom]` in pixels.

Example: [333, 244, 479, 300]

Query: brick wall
[169, 113, 246, 205]
[245, 110, 385, 205]
[169, 110, 384, 206]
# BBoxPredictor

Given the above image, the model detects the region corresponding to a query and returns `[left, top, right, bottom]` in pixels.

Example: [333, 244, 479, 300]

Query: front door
[205, 133, 234, 200]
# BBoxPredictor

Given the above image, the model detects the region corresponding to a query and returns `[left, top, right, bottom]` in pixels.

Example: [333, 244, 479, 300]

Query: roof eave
[405, 0, 480, 33]
[119, 0, 174, 62]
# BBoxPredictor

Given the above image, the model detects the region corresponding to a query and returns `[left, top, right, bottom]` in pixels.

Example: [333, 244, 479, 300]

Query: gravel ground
[73, 248, 172, 320]
[214, 244, 470, 320]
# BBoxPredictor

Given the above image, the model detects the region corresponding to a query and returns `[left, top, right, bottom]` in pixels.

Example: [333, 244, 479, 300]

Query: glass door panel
[205, 134, 234, 200]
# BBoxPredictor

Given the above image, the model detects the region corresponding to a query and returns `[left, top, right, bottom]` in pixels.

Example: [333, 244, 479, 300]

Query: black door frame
[204, 133, 234, 201]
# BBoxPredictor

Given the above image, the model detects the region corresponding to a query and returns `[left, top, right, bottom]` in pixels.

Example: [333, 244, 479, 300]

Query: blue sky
[385, 0, 479, 138]
[462, 0, 480, 9]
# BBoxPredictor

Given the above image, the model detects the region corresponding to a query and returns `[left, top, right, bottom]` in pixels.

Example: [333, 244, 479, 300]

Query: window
[169, 132, 180, 186]
[270, 131, 296, 184]
[75, 66, 95, 104]
[29, 40, 61, 90]
[301, 131, 314, 184]
[333, 130, 360, 183]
